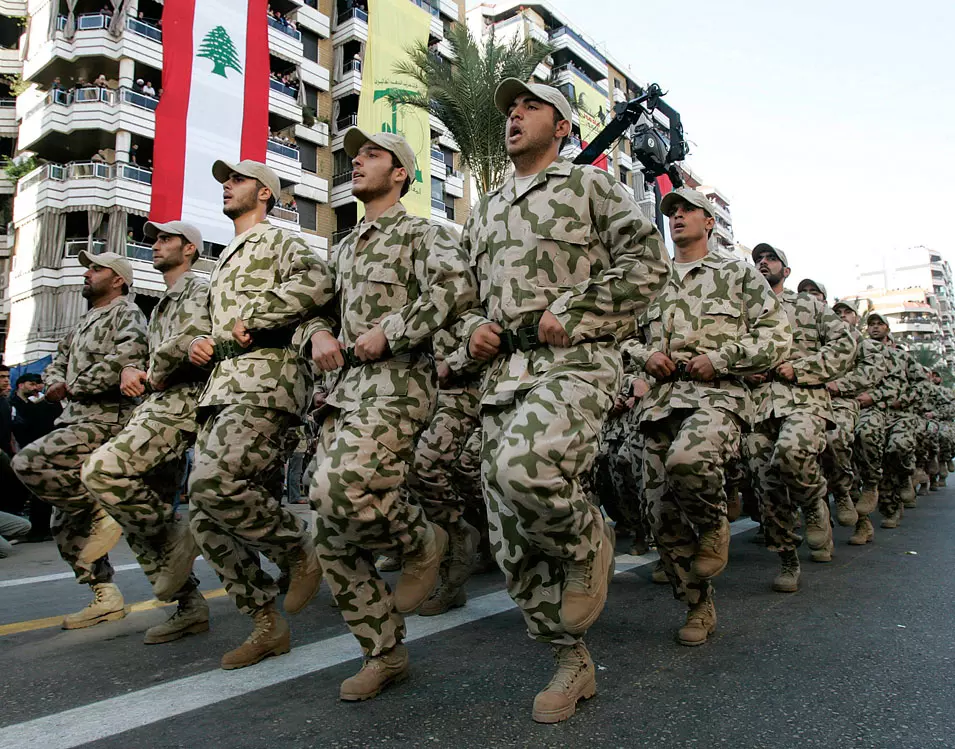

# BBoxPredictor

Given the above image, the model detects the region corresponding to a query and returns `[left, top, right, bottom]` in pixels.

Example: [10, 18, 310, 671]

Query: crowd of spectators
[268, 6, 298, 32]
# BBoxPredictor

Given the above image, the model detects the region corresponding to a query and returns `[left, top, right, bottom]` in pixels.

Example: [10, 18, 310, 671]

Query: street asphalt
[1, 492, 953, 749]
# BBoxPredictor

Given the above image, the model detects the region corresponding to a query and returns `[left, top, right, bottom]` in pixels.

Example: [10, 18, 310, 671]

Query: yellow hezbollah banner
[571, 70, 610, 171]
[358, 0, 431, 217]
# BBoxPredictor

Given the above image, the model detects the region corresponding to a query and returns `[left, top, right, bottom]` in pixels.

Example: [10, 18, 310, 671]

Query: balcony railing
[120, 88, 159, 111]
[430, 148, 445, 163]
[336, 7, 369, 23]
[409, 0, 440, 17]
[550, 62, 608, 97]
[267, 15, 302, 40]
[269, 206, 300, 222]
[0, 98, 15, 108]
[17, 161, 152, 193]
[342, 58, 362, 74]
[28, 86, 159, 117]
[335, 114, 358, 132]
[431, 197, 445, 211]
[125, 17, 162, 41]
[267, 139, 300, 159]
[56, 13, 110, 31]
[64, 239, 106, 257]
[549, 26, 606, 65]
[126, 241, 153, 262]
[269, 78, 299, 99]
[332, 170, 353, 187]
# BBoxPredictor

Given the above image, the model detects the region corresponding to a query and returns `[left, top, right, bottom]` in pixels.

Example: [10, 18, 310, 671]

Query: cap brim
[343, 127, 372, 159]
[832, 301, 854, 311]
[494, 78, 533, 115]
[211, 159, 236, 184]
[77, 249, 94, 268]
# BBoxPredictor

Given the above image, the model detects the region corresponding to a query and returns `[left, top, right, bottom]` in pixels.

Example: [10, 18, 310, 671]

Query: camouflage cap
[343, 127, 417, 185]
[798, 278, 828, 299]
[832, 299, 858, 314]
[660, 187, 716, 218]
[867, 311, 890, 327]
[78, 250, 133, 287]
[494, 78, 573, 123]
[143, 220, 203, 253]
[211, 159, 281, 203]
[752, 242, 789, 268]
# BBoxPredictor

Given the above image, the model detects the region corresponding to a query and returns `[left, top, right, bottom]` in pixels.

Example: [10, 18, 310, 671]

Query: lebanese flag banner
[150, 0, 269, 246]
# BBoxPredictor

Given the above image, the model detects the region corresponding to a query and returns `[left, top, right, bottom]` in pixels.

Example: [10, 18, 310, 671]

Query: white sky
[545, 0, 955, 297]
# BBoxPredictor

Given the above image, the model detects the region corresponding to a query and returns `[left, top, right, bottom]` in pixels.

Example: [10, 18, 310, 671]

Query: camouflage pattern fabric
[880, 414, 920, 516]
[854, 407, 887, 489]
[590, 394, 644, 537]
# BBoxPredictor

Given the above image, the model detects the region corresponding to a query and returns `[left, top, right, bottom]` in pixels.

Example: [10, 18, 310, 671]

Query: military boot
[651, 559, 669, 584]
[561, 520, 615, 635]
[948, 459, 954, 473]
[283, 536, 322, 614]
[153, 520, 200, 602]
[376, 553, 403, 572]
[900, 478, 917, 509]
[77, 513, 123, 565]
[62, 583, 126, 629]
[691, 516, 730, 579]
[532, 642, 597, 724]
[833, 494, 858, 527]
[629, 537, 651, 556]
[804, 499, 832, 551]
[677, 598, 717, 647]
[220, 603, 290, 670]
[880, 508, 902, 529]
[144, 589, 210, 644]
[446, 519, 480, 588]
[930, 474, 941, 491]
[772, 550, 801, 593]
[417, 579, 467, 617]
[394, 523, 448, 613]
[913, 468, 930, 496]
[856, 485, 879, 515]
[848, 516, 874, 545]
[726, 487, 742, 522]
[339, 644, 409, 701]
[810, 536, 834, 563]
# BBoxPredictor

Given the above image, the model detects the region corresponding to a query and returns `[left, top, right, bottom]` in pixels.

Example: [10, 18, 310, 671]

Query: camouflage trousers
[482, 378, 609, 646]
[189, 405, 305, 615]
[748, 413, 828, 553]
[854, 407, 886, 489]
[312, 395, 434, 657]
[404, 386, 481, 528]
[81, 401, 198, 597]
[592, 412, 647, 542]
[822, 400, 859, 502]
[916, 419, 939, 473]
[11, 421, 123, 584]
[879, 413, 919, 517]
[455, 426, 490, 557]
[939, 423, 955, 463]
[642, 408, 741, 607]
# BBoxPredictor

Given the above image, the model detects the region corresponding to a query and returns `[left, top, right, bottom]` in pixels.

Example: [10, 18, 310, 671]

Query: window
[299, 141, 317, 174]
[297, 197, 317, 231]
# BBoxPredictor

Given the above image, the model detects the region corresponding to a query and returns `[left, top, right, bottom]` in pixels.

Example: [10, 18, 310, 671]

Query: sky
[544, 0, 955, 297]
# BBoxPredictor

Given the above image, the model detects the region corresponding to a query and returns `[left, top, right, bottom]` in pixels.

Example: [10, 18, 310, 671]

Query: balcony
[299, 57, 330, 92]
[0, 98, 15, 138]
[0, 0, 26, 15]
[430, 38, 453, 60]
[445, 167, 464, 199]
[429, 14, 444, 41]
[430, 150, 447, 181]
[616, 149, 633, 171]
[527, 23, 548, 44]
[548, 26, 606, 78]
[265, 139, 303, 183]
[294, 171, 329, 205]
[291, 2, 331, 38]
[438, 0, 458, 20]
[269, 81, 302, 123]
[333, 8, 369, 45]
[333, 60, 363, 98]
[0, 47, 21, 77]
[268, 15, 302, 41]
[267, 19, 304, 64]
[330, 171, 355, 208]
[0, 171, 13, 195]
[551, 62, 608, 98]
[268, 205, 300, 232]
[295, 120, 330, 148]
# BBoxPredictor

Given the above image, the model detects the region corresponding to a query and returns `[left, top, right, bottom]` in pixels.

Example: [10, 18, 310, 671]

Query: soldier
[746, 244, 855, 593]
[12, 252, 148, 628]
[186, 160, 333, 669]
[625, 188, 791, 646]
[464, 79, 669, 723]
[301, 128, 479, 701]
[797, 278, 827, 303]
[929, 370, 955, 486]
[81, 221, 210, 644]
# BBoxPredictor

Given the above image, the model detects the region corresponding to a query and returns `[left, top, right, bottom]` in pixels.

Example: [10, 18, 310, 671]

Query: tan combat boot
[153, 520, 200, 602]
[677, 599, 717, 647]
[561, 520, 615, 635]
[803, 499, 832, 551]
[446, 519, 480, 588]
[339, 644, 409, 701]
[948, 459, 954, 473]
[283, 536, 322, 614]
[900, 478, 917, 509]
[772, 550, 800, 593]
[691, 516, 730, 579]
[856, 485, 879, 515]
[726, 487, 742, 522]
[833, 495, 859, 527]
[532, 642, 597, 723]
[376, 553, 403, 572]
[220, 604, 290, 670]
[651, 559, 669, 584]
[77, 512, 123, 565]
[880, 508, 902, 529]
[848, 516, 874, 545]
[394, 523, 448, 613]
[418, 578, 467, 617]
[913, 468, 929, 496]
[810, 536, 834, 563]
[62, 582, 126, 629]
[144, 588, 210, 644]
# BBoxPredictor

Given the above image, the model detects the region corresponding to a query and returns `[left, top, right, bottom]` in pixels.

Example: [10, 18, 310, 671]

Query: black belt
[340, 347, 427, 368]
[769, 372, 827, 389]
[498, 325, 542, 355]
[214, 328, 294, 361]
[658, 362, 739, 386]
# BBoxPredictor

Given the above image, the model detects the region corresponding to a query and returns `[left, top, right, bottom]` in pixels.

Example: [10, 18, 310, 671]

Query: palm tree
[390, 24, 552, 195]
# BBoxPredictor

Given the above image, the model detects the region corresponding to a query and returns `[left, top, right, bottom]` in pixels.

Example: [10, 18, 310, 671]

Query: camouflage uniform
[299, 204, 478, 657]
[747, 290, 856, 553]
[189, 222, 334, 615]
[81, 272, 210, 595]
[463, 157, 669, 645]
[12, 297, 148, 584]
[876, 345, 923, 516]
[625, 255, 791, 605]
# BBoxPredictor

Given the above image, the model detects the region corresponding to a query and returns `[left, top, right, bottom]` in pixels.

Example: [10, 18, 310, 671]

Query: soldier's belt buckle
[214, 340, 244, 361]
[516, 326, 541, 351]
[342, 347, 361, 368]
[498, 330, 518, 356]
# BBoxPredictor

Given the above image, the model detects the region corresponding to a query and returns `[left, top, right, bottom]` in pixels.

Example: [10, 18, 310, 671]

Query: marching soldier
[81, 221, 211, 644]
[626, 188, 791, 645]
[12, 251, 148, 628]
[464, 79, 669, 722]
[746, 244, 856, 592]
[302, 129, 479, 701]
[187, 160, 334, 669]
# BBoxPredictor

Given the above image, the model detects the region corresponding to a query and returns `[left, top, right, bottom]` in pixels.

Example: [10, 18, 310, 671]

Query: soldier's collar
[358, 203, 406, 238]
[499, 157, 574, 204]
[165, 270, 195, 299]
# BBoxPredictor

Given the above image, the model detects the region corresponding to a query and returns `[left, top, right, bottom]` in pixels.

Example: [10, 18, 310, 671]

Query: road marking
[0, 564, 143, 588]
[0, 521, 758, 749]
[0, 589, 229, 637]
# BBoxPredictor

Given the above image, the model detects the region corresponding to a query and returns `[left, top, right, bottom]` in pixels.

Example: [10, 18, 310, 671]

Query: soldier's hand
[469, 322, 503, 361]
[775, 362, 796, 382]
[437, 360, 452, 385]
[538, 310, 570, 348]
[856, 392, 875, 408]
[826, 382, 841, 395]
[120, 367, 148, 398]
[189, 337, 215, 366]
[355, 325, 389, 362]
[745, 373, 769, 385]
[645, 352, 677, 380]
[311, 330, 345, 372]
[610, 394, 628, 416]
[45, 381, 68, 403]
[686, 354, 717, 382]
[232, 320, 252, 348]
[632, 378, 651, 398]
[891, 399, 902, 410]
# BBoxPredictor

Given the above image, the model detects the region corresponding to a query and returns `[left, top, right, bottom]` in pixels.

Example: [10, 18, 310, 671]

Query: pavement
[1, 494, 954, 749]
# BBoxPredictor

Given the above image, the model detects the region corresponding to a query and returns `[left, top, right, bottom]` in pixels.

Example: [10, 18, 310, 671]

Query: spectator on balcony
[51, 77, 65, 92]
[142, 81, 156, 97]
[134, 78, 145, 93]
[94, 74, 108, 89]
[129, 144, 139, 165]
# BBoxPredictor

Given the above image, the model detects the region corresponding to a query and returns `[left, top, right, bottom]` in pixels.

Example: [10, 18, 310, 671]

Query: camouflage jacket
[461, 157, 669, 408]
[828, 334, 887, 415]
[297, 204, 479, 412]
[45, 296, 148, 426]
[624, 254, 791, 426]
[928, 382, 955, 420]
[865, 340, 907, 411]
[751, 289, 856, 424]
[197, 222, 334, 418]
[135, 271, 211, 425]
[894, 346, 932, 415]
